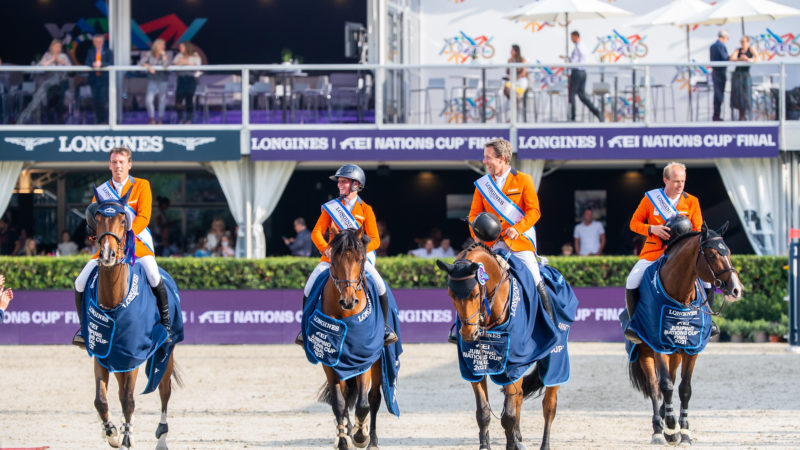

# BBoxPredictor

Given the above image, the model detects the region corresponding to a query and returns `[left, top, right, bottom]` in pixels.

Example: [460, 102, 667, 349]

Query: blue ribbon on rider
[80, 263, 184, 394]
[302, 271, 403, 417]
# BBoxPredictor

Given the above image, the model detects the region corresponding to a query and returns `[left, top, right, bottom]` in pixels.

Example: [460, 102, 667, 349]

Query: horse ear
[436, 259, 454, 274]
[716, 221, 730, 236]
[120, 187, 131, 205]
[468, 262, 480, 273]
[91, 184, 102, 203]
[701, 222, 708, 238]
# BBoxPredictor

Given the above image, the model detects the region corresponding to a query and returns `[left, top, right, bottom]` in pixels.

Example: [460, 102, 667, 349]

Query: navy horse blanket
[456, 251, 578, 386]
[620, 256, 712, 362]
[302, 272, 403, 417]
[80, 263, 184, 394]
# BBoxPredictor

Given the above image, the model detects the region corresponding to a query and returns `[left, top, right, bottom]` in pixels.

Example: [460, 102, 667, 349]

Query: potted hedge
[726, 319, 748, 343]
[769, 317, 789, 343]
[711, 316, 725, 342]
[750, 319, 770, 343]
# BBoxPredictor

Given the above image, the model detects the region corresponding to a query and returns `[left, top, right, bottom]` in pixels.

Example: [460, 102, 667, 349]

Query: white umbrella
[627, 0, 712, 62]
[679, 0, 800, 35]
[505, 0, 634, 63]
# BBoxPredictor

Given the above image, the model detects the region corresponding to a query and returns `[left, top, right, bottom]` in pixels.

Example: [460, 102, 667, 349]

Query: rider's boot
[379, 293, 398, 345]
[71, 290, 86, 348]
[624, 288, 643, 344]
[295, 295, 307, 346]
[153, 280, 172, 343]
[706, 286, 720, 338]
[536, 281, 556, 324]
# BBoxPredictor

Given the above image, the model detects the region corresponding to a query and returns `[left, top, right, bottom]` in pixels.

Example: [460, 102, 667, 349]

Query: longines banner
[250, 129, 509, 161]
[0, 130, 240, 161]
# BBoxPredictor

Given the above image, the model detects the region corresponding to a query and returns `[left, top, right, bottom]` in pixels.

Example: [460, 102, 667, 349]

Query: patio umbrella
[679, 0, 800, 35]
[627, 0, 712, 62]
[505, 0, 633, 64]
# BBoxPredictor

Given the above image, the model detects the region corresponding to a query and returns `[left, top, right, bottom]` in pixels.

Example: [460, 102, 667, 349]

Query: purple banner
[0, 288, 624, 344]
[250, 129, 509, 161]
[517, 126, 779, 159]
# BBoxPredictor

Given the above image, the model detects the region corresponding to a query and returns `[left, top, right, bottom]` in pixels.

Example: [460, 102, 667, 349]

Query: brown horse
[437, 243, 559, 450]
[92, 196, 180, 450]
[316, 227, 385, 449]
[628, 223, 743, 445]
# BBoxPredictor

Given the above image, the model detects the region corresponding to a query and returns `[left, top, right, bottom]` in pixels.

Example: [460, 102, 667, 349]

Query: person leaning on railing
[172, 42, 202, 124]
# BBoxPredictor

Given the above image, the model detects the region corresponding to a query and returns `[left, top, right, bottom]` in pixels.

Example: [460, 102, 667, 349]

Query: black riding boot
[536, 281, 556, 324]
[706, 286, 720, 338]
[152, 280, 172, 342]
[624, 288, 643, 344]
[379, 292, 398, 346]
[295, 295, 307, 346]
[72, 290, 85, 348]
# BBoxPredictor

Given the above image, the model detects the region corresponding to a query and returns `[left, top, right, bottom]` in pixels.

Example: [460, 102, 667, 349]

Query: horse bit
[448, 262, 511, 332]
[96, 207, 127, 265]
[329, 254, 366, 296]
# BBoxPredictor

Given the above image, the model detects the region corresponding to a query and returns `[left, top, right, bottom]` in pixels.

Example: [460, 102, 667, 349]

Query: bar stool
[410, 77, 447, 124]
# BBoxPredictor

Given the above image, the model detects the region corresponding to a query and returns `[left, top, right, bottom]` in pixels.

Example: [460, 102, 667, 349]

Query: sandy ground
[1, 343, 799, 449]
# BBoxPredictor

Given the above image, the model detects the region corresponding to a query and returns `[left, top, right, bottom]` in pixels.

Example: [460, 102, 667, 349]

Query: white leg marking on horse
[160, 411, 168, 424]
[664, 425, 680, 436]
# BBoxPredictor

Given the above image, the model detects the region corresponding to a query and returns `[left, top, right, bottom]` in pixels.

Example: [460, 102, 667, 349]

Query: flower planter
[769, 334, 782, 343]
[729, 333, 744, 343]
[752, 331, 768, 343]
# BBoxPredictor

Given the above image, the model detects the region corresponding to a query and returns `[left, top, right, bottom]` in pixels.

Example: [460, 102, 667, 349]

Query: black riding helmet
[330, 164, 366, 191]
[664, 214, 693, 243]
[471, 212, 502, 242]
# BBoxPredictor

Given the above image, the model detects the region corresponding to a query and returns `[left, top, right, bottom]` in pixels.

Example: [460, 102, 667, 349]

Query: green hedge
[0, 254, 787, 321]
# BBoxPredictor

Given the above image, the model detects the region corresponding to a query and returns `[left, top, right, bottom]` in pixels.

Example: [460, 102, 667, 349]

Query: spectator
[730, 35, 758, 121]
[80, 236, 95, 254]
[573, 208, 606, 255]
[12, 228, 28, 255]
[376, 220, 391, 256]
[503, 44, 528, 101]
[206, 218, 227, 253]
[0, 274, 13, 323]
[84, 33, 113, 124]
[215, 233, 235, 258]
[0, 218, 17, 255]
[57, 231, 79, 256]
[153, 196, 171, 239]
[561, 243, 574, 256]
[283, 217, 313, 256]
[23, 238, 38, 256]
[710, 30, 730, 121]
[140, 38, 170, 124]
[156, 227, 181, 257]
[173, 42, 201, 124]
[563, 31, 602, 122]
[408, 238, 437, 258]
[38, 39, 72, 124]
[435, 237, 456, 257]
[193, 236, 210, 257]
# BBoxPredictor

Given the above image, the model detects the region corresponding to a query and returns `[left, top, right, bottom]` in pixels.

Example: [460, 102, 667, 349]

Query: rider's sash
[96, 178, 154, 252]
[322, 198, 376, 264]
[645, 188, 678, 221]
[474, 174, 537, 250]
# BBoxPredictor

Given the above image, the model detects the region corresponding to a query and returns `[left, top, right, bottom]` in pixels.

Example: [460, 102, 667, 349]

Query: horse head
[328, 226, 369, 311]
[697, 221, 743, 300]
[92, 185, 130, 267]
[437, 243, 509, 342]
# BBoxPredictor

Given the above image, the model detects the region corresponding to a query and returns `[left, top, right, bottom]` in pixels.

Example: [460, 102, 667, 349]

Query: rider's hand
[650, 224, 671, 240]
[0, 288, 12, 311]
[504, 227, 520, 241]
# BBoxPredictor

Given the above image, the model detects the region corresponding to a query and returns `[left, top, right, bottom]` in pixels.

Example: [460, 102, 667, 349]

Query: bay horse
[437, 242, 559, 450]
[316, 227, 385, 449]
[628, 223, 743, 445]
[91, 194, 181, 450]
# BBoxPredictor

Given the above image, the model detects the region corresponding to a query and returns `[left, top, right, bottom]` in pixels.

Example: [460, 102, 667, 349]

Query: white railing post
[644, 65, 651, 126]
[242, 68, 250, 127]
[109, 67, 117, 127]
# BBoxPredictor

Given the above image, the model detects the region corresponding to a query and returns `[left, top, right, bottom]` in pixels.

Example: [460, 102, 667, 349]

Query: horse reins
[329, 253, 366, 296]
[448, 265, 511, 332]
[96, 218, 127, 266]
[691, 235, 737, 316]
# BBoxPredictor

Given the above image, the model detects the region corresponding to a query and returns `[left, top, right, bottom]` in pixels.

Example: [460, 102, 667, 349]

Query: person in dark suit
[0, 274, 13, 323]
[283, 217, 313, 257]
[710, 30, 730, 121]
[84, 33, 113, 124]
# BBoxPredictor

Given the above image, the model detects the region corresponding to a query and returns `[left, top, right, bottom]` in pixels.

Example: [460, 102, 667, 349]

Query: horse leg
[501, 379, 525, 450]
[94, 360, 120, 448]
[657, 353, 679, 443]
[115, 368, 139, 449]
[678, 353, 698, 445]
[638, 348, 665, 444]
[155, 353, 175, 450]
[471, 378, 492, 450]
[352, 371, 372, 448]
[540, 386, 559, 450]
[325, 367, 353, 450]
[367, 362, 382, 449]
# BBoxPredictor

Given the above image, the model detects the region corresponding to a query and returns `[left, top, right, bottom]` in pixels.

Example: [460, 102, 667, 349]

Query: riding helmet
[330, 164, 366, 190]
[471, 212, 502, 242]
[665, 214, 693, 242]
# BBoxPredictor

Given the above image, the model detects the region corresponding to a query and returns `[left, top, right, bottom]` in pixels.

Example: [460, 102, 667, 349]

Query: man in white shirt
[435, 237, 456, 258]
[565, 31, 603, 122]
[409, 238, 437, 258]
[573, 208, 605, 255]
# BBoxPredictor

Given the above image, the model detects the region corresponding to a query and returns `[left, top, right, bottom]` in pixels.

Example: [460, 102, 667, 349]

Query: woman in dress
[730, 36, 758, 121]
[172, 42, 202, 124]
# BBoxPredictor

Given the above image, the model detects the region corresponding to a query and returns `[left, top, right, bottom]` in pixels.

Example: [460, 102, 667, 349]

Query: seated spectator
[561, 243, 574, 256]
[57, 231, 79, 256]
[173, 42, 201, 124]
[193, 236, 210, 257]
[376, 220, 391, 256]
[0, 274, 14, 323]
[215, 233, 235, 258]
[283, 217, 313, 256]
[23, 238, 38, 256]
[0, 218, 18, 255]
[435, 237, 456, 257]
[38, 39, 73, 124]
[156, 227, 181, 257]
[206, 219, 227, 253]
[408, 238, 437, 258]
[13, 229, 29, 255]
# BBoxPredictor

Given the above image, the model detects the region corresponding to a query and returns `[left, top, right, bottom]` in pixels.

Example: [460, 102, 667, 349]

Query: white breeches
[303, 260, 386, 297]
[75, 255, 162, 292]
[492, 241, 542, 286]
[625, 258, 656, 290]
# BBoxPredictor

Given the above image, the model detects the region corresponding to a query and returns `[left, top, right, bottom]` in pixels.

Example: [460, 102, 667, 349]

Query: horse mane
[329, 228, 367, 259]
[664, 231, 701, 256]
[456, 241, 494, 259]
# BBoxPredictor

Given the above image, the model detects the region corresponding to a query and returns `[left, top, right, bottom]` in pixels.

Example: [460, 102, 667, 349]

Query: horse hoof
[680, 431, 694, 445]
[156, 432, 168, 450]
[104, 425, 120, 448]
[517, 443, 528, 450]
[334, 434, 353, 449]
[651, 433, 667, 445]
[353, 435, 370, 448]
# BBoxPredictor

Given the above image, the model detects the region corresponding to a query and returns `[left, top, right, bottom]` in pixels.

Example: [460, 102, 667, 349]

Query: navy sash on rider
[474, 174, 537, 250]
[302, 271, 402, 416]
[322, 198, 376, 265]
[645, 188, 678, 221]
[96, 177, 155, 252]
[621, 256, 712, 361]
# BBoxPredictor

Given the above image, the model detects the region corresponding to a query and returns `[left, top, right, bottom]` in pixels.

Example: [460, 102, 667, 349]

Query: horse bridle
[96, 210, 127, 266]
[692, 234, 737, 316]
[329, 252, 366, 296]
[448, 261, 511, 332]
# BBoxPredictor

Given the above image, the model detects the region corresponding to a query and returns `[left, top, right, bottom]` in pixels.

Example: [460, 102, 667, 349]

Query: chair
[221, 82, 241, 124]
[249, 81, 276, 123]
[328, 73, 361, 123]
[410, 77, 447, 124]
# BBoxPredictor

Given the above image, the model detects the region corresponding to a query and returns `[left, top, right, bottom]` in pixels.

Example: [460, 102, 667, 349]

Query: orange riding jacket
[468, 168, 541, 252]
[93, 177, 154, 258]
[630, 191, 703, 261]
[311, 197, 380, 263]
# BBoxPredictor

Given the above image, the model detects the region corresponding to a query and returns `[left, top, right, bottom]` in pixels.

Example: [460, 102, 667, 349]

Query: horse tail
[170, 359, 184, 389]
[509, 361, 545, 400]
[628, 360, 652, 398]
[317, 378, 358, 410]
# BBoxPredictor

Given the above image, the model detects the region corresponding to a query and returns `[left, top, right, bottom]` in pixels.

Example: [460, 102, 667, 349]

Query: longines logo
[4, 135, 218, 152]
[165, 137, 216, 150]
[4, 137, 55, 151]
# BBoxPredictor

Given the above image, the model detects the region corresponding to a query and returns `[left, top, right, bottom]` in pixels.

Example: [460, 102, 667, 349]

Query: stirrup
[162, 323, 172, 343]
[447, 323, 458, 344]
[384, 329, 398, 346]
[295, 332, 304, 346]
[624, 327, 643, 344]
[710, 322, 720, 338]
[72, 330, 85, 348]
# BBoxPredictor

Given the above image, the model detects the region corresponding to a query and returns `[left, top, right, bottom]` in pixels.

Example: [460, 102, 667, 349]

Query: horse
[437, 242, 562, 450]
[313, 227, 387, 450]
[627, 223, 743, 445]
[90, 192, 182, 450]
